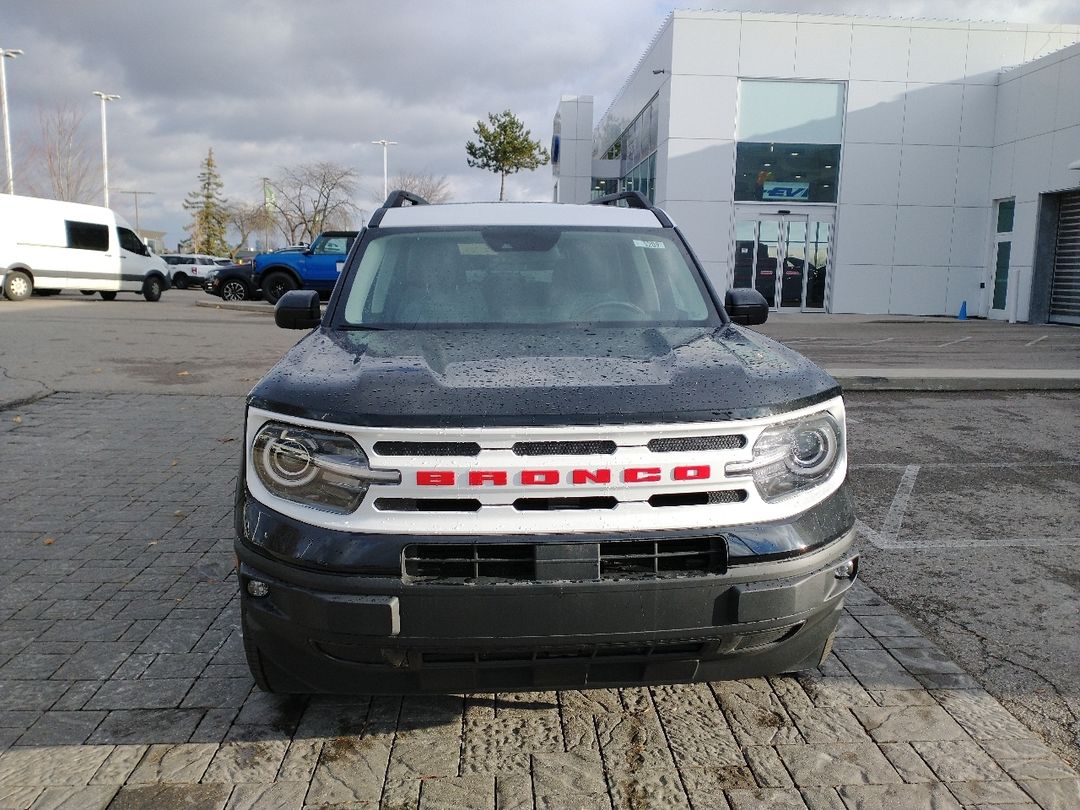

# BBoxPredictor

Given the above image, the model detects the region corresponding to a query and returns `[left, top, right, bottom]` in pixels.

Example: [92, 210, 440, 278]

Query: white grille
[245, 397, 846, 535]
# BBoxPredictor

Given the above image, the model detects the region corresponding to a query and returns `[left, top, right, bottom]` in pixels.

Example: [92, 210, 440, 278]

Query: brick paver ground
[1, 393, 1078, 809]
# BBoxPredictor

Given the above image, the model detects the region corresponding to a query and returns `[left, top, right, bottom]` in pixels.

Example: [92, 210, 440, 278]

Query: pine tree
[182, 148, 229, 255]
[466, 110, 549, 200]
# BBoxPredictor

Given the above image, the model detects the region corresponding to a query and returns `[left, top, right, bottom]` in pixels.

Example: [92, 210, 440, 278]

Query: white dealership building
[552, 11, 1080, 323]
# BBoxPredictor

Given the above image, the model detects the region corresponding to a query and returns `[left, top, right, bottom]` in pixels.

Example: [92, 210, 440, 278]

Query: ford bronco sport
[235, 190, 857, 694]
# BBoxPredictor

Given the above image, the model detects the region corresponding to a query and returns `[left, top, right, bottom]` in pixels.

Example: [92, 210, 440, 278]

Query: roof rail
[588, 190, 672, 228]
[382, 190, 429, 209]
[368, 189, 430, 228]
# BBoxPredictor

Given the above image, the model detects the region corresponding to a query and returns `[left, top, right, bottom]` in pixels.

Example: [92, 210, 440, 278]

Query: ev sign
[763, 181, 810, 201]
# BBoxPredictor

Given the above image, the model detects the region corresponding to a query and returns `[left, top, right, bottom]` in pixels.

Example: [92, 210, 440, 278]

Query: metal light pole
[0, 48, 24, 194]
[93, 91, 121, 207]
[371, 139, 397, 200]
[115, 189, 154, 232]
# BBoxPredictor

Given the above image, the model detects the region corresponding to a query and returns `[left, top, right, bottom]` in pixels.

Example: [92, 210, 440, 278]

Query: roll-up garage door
[1049, 191, 1080, 325]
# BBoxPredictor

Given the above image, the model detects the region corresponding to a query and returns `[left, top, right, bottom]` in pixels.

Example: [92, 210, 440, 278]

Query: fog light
[834, 558, 858, 580]
[246, 579, 270, 598]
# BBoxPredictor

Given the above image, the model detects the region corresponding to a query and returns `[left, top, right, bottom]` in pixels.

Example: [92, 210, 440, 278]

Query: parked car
[235, 190, 856, 694]
[161, 253, 230, 289]
[1, 194, 170, 302]
[252, 231, 357, 304]
[203, 262, 259, 301]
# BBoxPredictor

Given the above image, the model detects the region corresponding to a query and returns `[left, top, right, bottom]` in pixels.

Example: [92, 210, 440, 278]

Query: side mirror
[725, 288, 769, 326]
[275, 290, 321, 329]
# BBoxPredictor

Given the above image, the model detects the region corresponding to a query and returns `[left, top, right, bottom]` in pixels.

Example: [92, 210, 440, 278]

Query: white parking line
[936, 336, 972, 348]
[879, 464, 919, 545]
[1025, 335, 1048, 347]
[855, 463, 1079, 550]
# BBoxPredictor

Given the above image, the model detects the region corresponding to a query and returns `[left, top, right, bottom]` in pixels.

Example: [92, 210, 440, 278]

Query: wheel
[221, 278, 249, 302]
[262, 272, 296, 305]
[3, 270, 32, 301]
[143, 276, 163, 302]
[99, 291, 117, 301]
[574, 300, 648, 320]
[81, 290, 95, 296]
[173, 273, 189, 290]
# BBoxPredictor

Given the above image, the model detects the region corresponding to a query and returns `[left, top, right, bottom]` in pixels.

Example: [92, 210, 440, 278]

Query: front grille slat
[403, 537, 727, 583]
[512, 440, 616, 456]
[647, 435, 746, 452]
[373, 441, 480, 457]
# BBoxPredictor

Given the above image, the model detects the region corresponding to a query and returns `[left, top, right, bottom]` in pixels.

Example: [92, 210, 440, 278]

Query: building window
[596, 94, 660, 202]
[735, 80, 845, 204]
[992, 199, 1015, 311]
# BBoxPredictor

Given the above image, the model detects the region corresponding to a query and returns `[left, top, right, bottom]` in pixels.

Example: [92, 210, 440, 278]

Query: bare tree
[25, 104, 98, 203]
[267, 162, 360, 244]
[374, 171, 452, 204]
[227, 200, 276, 256]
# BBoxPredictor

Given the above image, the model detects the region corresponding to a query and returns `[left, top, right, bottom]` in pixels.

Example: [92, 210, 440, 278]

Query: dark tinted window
[117, 227, 145, 254]
[65, 221, 110, 251]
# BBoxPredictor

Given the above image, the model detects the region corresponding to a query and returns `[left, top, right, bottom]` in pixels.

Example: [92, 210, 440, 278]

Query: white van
[0, 194, 171, 302]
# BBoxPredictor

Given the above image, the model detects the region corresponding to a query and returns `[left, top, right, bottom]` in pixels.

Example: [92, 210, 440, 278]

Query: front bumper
[236, 487, 858, 694]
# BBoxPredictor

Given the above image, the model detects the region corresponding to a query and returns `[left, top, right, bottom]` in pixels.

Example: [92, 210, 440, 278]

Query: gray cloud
[3, 0, 1078, 246]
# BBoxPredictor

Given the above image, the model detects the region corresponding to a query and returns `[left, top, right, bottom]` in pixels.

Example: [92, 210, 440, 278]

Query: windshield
[339, 227, 717, 327]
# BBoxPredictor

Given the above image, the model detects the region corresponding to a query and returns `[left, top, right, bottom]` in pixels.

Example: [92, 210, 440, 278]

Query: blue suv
[253, 231, 358, 304]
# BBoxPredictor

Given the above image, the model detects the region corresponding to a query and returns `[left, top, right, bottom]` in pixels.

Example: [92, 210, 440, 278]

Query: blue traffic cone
[957, 300, 967, 321]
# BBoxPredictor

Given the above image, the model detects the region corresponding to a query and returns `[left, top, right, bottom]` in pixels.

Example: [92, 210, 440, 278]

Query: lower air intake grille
[403, 536, 727, 583]
[421, 640, 707, 665]
[599, 537, 727, 578]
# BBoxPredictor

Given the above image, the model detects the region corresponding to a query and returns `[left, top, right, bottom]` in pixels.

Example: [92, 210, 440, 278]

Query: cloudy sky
[4, 0, 1079, 248]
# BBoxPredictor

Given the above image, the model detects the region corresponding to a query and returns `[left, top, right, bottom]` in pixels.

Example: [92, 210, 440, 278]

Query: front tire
[3, 270, 33, 301]
[221, 279, 249, 301]
[262, 271, 296, 305]
[100, 291, 117, 301]
[143, 276, 163, 302]
[173, 273, 189, 290]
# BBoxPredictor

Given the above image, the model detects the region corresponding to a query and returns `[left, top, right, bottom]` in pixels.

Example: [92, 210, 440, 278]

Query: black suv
[235, 191, 857, 694]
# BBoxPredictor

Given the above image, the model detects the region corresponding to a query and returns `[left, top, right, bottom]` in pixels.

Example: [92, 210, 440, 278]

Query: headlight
[726, 411, 844, 502]
[251, 422, 400, 513]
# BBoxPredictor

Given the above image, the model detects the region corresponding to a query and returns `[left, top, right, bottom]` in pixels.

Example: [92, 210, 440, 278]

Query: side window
[315, 237, 348, 254]
[65, 220, 110, 251]
[117, 227, 146, 254]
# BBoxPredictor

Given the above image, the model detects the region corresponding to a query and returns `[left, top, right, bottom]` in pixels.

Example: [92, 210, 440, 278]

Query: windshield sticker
[633, 239, 665, 249]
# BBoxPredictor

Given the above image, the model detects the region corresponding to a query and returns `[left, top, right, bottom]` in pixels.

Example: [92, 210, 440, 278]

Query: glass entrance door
[733, 209, 833, 311]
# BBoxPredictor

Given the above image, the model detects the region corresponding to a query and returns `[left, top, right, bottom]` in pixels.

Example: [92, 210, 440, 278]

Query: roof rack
[382, 190, 429, 209]
[588, 190, 672, 227]
[588, 190, 651, 210]
[368, 190, 430, 228]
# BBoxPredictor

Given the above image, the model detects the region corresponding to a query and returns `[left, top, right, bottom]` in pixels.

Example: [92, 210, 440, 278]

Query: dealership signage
[763, 181, 810, 200]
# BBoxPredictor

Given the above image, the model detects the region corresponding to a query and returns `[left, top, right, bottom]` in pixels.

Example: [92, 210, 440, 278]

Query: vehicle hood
[248, 325, 841, 427]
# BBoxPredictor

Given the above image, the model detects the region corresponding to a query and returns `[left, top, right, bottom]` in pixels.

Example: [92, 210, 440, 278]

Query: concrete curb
[195, 299, 275, 315]
[830, 368, 1080, 391]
